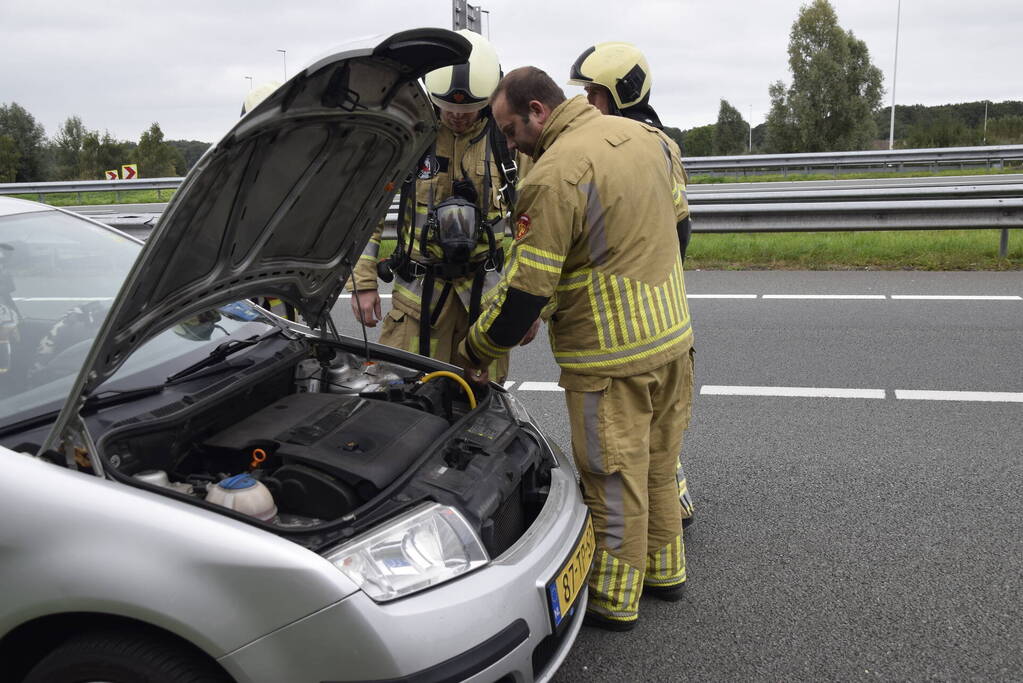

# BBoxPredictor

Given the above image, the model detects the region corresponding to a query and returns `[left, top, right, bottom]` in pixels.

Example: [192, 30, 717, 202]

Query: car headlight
[325, 503, 489, 602]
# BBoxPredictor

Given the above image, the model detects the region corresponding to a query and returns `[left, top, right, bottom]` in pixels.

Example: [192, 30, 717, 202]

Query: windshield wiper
[0, 385, 168, 441]
[165, 328, 282, 385]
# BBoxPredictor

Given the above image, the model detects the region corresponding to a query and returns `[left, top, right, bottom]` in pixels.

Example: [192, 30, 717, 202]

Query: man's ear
[529, 99, 549, 125]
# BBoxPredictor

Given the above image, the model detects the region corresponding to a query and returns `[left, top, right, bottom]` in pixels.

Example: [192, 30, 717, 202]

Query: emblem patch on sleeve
[514, 214, 531, 240]
[417, 154, 439, 180]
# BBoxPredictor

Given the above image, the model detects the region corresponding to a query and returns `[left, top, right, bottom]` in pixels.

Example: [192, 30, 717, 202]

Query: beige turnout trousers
[563, 349, 694, 623]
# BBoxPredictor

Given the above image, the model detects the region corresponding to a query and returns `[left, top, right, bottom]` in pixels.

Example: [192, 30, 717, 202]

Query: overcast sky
[2, 0, 1020, 144]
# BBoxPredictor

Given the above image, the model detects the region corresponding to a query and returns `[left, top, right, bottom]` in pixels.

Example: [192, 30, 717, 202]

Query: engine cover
[204, 393, 450, 492]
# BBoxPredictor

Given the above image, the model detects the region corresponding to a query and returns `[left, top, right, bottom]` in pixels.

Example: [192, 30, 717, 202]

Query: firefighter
[461, 67, 695, 630]
[567, 42, 693, 263]
[348, 30, 531, 381]
[569, 41, 696, 528]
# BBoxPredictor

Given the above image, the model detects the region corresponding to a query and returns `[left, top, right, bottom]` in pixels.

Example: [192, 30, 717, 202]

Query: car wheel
[24, 628, 229, 683]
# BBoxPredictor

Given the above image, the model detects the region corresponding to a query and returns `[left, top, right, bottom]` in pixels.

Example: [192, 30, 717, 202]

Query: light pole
[276, 49, 287, 81]
[983, 100, 989, 144]
[749, 104, 753, 153]
[888, 0, 901, 150]
[244, 75, 253, 90]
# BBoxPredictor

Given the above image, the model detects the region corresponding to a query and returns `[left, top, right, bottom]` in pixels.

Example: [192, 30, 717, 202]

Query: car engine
[97, 342, 553, 555]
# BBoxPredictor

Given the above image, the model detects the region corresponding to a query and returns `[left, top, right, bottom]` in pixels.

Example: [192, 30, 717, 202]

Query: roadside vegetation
[371, 228, 1021, 272]
[685, 230, 1021, 271]
[11, 164, 1021, 271]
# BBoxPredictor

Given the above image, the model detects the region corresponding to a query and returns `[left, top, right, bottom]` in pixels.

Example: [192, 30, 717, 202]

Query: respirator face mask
[431, 197, 480, 266]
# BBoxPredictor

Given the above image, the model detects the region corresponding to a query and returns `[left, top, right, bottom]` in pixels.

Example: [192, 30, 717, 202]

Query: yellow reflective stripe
[589, 550, 641, 619]
[672, 181, 685, 208]
[518, 244, 563, 263]
[557, 268, 591, 292]
[617, 278, 634, 339]
[605, 273, 627, 346]
[644, 534, 686, 587]
[641, 282, 659, 332]
[393, 281, 421, 306]
[624, 279, 643, 340]
[587, 274, 607, 349]
[657, 286, 672, 332]
[555, 322, 692, 369]
[596, 274, 619, 348]
[517, 244, 564, 274]
[467, 256, 523, 363]
[469, 325, 507, 360]
[518, 254, 562, 274]
[666, 265, 682, 322]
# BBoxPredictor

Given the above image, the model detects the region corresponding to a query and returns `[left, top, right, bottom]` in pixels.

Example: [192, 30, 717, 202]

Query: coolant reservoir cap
[219, 474, 258, 490]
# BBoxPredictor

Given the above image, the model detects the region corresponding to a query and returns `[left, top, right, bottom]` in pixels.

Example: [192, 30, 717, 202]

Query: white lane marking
[687, 294, 757, 299]
[339, 293, 392, 298]
[761, 294, 887, 300]
[510, 382, 1021, 403]
[518, 381, 563, 392]
[895, 390, 1023, 403]
[503, 381, 516, 390]
[891, 295, 1021, 301]
[701, 385, 886, 399]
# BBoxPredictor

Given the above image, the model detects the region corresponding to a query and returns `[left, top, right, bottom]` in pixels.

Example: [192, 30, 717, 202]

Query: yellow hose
[420, 370, 477, 410]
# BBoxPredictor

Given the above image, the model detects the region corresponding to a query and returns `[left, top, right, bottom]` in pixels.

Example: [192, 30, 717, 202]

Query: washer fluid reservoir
[206, 474, 277, 521]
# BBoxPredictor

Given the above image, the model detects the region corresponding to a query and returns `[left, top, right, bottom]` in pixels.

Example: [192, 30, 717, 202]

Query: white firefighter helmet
[240, 81, 282, 117]
[424, 29, 500, 113]
[567, 42, 652, 111]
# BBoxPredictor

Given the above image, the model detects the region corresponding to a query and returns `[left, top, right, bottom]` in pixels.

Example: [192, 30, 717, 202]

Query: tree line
[4, 0, 1019, 179]
[661, 0, 1023, 157]
[0, 103, 210, 183]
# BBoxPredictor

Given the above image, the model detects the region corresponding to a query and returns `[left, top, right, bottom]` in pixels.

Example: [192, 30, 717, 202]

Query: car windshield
[0, 208, 276, 427]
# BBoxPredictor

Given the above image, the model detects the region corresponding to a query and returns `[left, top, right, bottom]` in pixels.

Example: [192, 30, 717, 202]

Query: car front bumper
[219, 457, 590, 683]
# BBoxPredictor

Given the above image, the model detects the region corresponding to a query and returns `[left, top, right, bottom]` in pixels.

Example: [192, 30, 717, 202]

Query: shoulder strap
[488, 119, 518, 208]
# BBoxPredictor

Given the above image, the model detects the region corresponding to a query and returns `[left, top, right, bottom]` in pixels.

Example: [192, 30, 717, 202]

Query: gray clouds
[1, 0, 1019, 143]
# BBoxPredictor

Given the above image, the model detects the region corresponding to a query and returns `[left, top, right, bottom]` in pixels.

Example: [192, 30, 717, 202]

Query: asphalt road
[333, 270, 1022, 682]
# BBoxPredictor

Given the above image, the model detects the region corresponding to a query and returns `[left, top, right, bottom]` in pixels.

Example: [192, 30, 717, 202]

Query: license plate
[546, 515, 595, 629]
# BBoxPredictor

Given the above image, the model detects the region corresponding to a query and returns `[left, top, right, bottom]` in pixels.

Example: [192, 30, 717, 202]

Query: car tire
[24, 628, 230, 683]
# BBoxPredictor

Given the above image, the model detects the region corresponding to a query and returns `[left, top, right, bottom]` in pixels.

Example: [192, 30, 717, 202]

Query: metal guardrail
[0, 177, 180, 202]
[10, 172, 1019, 258]
[685, 144, 1023, 175]
[97, 195, 1022, 258]
[693, 198, 1022, 231]
[3, 145, 1023, 200]
[689, 182, 1023, 204]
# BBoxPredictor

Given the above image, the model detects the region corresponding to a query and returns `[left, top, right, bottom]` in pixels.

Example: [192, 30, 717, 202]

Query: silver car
[0, 29, 593, 683]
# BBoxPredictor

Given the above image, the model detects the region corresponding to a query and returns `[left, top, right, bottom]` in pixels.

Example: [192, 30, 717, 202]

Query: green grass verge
[376, 230, 1021, 271]
[9, 189, 177, 206]
[685, 229, 1022, 270]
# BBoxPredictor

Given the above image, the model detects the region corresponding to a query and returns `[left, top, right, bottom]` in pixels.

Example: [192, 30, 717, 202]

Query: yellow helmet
[424, 29, 501, 113]
[567, 42, 652, 111]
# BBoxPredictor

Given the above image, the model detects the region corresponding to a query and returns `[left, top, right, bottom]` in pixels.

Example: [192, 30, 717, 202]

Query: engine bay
[96, 341, 553, 555]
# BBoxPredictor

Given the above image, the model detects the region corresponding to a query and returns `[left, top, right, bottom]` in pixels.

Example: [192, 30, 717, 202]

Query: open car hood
[38, 29, 470, 457]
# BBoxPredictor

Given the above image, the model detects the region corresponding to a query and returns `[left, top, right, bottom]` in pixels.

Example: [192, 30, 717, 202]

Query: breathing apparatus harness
[376, 116, 518, 357]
